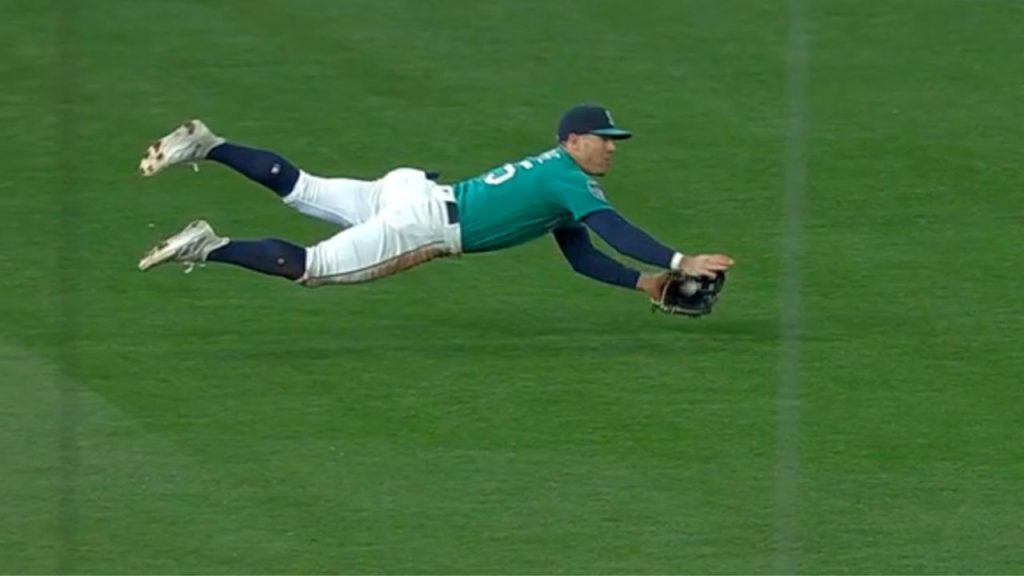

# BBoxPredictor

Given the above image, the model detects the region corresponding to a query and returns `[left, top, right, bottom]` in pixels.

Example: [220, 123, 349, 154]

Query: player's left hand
[647, 270, 728, 318]
[636, 272, 671, 301]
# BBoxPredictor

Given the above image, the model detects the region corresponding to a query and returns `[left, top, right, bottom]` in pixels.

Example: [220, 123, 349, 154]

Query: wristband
[670, 252, 685, 272]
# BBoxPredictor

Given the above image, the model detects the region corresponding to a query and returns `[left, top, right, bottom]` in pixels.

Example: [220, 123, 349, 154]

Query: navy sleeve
[582, 209, 676, 269]
[552, 226, 640, 289]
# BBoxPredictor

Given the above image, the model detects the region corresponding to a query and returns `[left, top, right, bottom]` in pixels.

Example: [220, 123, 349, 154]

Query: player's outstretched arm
[552, 226, 637, 288]
[582, 209, 734, 278]
[552, 226, 664, 293]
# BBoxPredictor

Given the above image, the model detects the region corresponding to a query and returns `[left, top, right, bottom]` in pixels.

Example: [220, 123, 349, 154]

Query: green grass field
[2, 1, 1023, 573]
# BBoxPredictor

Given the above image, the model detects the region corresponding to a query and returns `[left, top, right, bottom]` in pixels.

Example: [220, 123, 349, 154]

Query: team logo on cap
[605, 110, 615, 126]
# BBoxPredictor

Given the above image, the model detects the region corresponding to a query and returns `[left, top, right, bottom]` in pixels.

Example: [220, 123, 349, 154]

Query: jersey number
[483, 159, 535, 185]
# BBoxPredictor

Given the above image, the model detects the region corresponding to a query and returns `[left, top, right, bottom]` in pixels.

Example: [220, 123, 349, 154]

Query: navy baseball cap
[557, 104, 633, 142]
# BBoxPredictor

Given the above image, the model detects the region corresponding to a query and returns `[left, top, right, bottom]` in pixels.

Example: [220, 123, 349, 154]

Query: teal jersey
[452, 147, 612, 253]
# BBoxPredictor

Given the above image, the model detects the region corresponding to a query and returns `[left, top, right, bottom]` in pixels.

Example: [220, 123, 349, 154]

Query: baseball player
[137, 105, 734, 307]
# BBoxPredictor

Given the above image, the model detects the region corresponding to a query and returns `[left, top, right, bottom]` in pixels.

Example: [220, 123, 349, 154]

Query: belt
[445, 200, 460, 225]
[434, 183, 459, 225]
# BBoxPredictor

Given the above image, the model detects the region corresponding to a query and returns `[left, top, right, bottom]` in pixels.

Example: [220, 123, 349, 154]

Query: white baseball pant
[282, 167, 463, 286]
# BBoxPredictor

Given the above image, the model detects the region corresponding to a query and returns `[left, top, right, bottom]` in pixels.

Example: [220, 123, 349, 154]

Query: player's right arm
[554, 176, 733, 279]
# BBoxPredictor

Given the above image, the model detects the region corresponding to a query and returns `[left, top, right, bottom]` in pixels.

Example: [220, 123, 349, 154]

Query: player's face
[566, 134, 617, 176]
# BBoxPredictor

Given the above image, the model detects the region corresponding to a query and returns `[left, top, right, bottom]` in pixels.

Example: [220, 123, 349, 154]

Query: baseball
[680, 278, 699, 296]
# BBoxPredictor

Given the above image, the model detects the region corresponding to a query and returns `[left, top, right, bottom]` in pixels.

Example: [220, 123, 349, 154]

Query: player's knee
[281, 170, 312, 203]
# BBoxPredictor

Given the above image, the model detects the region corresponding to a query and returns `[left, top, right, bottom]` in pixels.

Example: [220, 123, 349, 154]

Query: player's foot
[138, 219, 229, 272]
[139, 119, 225, 177]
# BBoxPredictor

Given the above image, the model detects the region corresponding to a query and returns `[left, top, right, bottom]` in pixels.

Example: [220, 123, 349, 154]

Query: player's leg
[137, 220, 306, 280]
[139, 119, 384, 227]
[202, 139, 386, 227]
[300, 168, 462, 284]
[281, 170, 383, 228]
[136, 218, 452, 284]
[301, 212, 455, 286]
[137, 189, 461, 284]
[282, 167, 442, 227]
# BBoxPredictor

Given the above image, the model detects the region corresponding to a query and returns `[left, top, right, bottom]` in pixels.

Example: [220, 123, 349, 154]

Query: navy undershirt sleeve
[552, 226, 640, 289]
[582, 209, 676, 269]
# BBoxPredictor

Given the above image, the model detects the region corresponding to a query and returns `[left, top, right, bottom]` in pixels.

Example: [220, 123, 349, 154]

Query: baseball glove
[650, 272, 726, 318]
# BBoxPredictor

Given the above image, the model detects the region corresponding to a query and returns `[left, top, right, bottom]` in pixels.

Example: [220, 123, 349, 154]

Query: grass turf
[1, 0, 1022, 573]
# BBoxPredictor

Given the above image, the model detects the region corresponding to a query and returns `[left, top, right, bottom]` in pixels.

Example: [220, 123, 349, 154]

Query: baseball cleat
[138, 219, 229, 273]
[139, 119, 225, 177]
